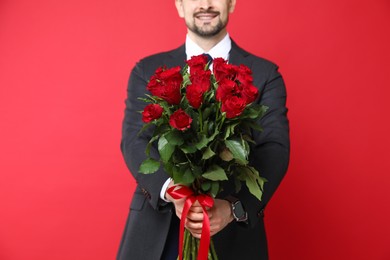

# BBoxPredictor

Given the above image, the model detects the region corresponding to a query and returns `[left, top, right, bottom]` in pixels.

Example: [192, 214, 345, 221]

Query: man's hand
[185, 199, 234, 239]
[185, 199, 234, 238]
[165, 181, 206, 226]
[208, 199, 234, 236]
[165, 181, 234, 238]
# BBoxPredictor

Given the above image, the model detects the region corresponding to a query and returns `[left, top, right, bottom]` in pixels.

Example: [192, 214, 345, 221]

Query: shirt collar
[185, 33, 231, 61]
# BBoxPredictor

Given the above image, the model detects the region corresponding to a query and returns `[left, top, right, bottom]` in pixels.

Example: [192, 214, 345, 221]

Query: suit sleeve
[235, 63, 290, 227]
[121, 60, 172, 212]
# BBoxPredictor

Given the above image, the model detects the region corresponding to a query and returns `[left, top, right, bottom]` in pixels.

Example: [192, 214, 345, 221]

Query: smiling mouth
[194, 11, 219, 21]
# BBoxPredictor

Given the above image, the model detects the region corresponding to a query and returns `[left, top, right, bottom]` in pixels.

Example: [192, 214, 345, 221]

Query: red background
[1, 0, 390, 259]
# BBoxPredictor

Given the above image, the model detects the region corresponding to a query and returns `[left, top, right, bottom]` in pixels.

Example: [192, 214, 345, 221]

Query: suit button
[141, 188, 151, 200]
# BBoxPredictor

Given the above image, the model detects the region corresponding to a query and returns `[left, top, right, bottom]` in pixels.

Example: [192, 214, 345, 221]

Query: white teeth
[196, 14, 216, 20]
[199, 17, 213, 20]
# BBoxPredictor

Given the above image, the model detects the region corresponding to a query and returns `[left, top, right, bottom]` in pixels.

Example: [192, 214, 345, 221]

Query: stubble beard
[187, 18, 228, 38]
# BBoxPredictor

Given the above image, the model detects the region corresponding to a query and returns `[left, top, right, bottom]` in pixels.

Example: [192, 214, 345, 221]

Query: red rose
[190, 69, 211, 92]
[169, 109, 192, 131]
[186, 84, 205, 109]
[241, 84, 259, 104]
[142, 104, 164, 123]
[216, 78, 237, 102]
[215, 60, 240, 82]
[236, 65, 253, 86]
[187, 54, 208, 73]
[147, 66, 183, 105]
[221, 96, 247, 119]
[213, 58, 229, 82]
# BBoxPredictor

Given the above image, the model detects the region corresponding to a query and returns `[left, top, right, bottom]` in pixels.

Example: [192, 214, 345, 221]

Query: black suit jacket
[118, 41, 290, 260]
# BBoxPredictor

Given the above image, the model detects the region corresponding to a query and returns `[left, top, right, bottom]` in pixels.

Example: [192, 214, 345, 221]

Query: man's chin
[194, 25, 224, 37]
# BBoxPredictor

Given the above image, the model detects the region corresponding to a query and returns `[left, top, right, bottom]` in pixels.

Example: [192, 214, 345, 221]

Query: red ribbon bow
[167, 185, 214, 260]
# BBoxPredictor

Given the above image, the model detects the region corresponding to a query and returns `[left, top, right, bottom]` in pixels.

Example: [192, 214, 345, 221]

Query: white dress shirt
[185, 33, 231, 62]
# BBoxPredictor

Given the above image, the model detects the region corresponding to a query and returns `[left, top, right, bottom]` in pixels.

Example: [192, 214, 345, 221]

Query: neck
[187, 30, 228, 52]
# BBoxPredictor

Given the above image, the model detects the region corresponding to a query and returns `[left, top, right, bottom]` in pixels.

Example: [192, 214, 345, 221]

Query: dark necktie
[203, 53, 213, 64]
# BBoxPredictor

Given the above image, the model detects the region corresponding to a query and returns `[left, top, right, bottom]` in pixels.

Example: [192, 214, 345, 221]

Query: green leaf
[243, 105, 268, 119]
[141, 93, 158, 102]
[180, 144, 197, 154]
[171, 164, 195, 185]
[207, 126, 220, 141]
[242, 137, 250, 154]
[183, 73, 191, 87]
[225, 139, 248, 165]
[137, 122, 153, 136]
[203, 107, 213, 121]
[172, 166, 183, 183]
[210, 181, 220, 198]
[137, 97, 154, 103]
[179, 145, 198, 154]
[223, 122, 239, 140]
[257, 105, 269, 118]
[243, 121, 263, 133]
[201, 181, 211, 192]
[203, 165, 228, 181]
[158, 135, 175, 163]
[159, 101, 172, 116]
[242, 134, 256, 144]
[195, 134, 209, 150]
[145, 134, 160, 156]
[165, 130, 184, 146]
[206, 120, 215, 135]
[181, 168, 195, 185]
[163, 162, 174, 177]
[145, 142, 152, 156]
[238, 166, 267, 201]
[202, 147, 216, 160]
[139, 158, 160, 174]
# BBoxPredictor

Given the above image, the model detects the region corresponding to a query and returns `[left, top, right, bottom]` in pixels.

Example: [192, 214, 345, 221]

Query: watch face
[233, 202, 246, 219]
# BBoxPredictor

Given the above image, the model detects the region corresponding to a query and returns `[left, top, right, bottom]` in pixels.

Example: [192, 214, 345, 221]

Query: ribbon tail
[178, 197, 195, 260]
[197, 206, 211, 260]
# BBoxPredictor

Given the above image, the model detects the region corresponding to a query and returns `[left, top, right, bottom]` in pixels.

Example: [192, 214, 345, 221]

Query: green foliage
[237, 166, 267, 201]
[180, 145, 197, 154]
[158, 135, 175, 163]
[137, 60, 268, 202]
[223, 122, 239, 140]
[195, 134, 210, 150]
[202, 147, 216, 160]
[203, 165, 228, 181]
[225, 139, 249, 165]
[201, 181, 211, 192]
[242, 105, 268, 119]
[182, 168, 195, 185]
[210, 181, 220, 198]
[165, 130, 184, 146]
[139, 158, 160, 174]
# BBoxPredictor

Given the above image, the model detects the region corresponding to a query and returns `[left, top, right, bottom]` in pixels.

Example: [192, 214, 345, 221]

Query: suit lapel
[229, 40, 252, 67]
[164, 44, 187, 68]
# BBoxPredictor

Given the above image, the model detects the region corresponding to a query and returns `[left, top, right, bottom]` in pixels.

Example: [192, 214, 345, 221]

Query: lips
[194, 11, 219, 21]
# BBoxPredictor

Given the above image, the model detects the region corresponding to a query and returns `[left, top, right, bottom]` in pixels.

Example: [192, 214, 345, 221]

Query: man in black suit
[117, 0, 289, 259]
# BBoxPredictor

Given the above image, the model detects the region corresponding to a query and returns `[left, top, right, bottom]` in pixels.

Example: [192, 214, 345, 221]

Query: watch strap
[225, 196, 248, 223]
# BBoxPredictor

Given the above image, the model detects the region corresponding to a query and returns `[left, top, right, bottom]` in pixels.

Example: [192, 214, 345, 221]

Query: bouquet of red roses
[138, 54, 267, 260]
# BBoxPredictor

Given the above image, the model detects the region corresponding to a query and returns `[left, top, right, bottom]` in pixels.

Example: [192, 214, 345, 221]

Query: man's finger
[186, 219, 203, 229]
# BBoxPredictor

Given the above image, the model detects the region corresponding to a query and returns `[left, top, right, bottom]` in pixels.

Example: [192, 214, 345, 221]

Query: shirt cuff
[160, 178, 172, 202]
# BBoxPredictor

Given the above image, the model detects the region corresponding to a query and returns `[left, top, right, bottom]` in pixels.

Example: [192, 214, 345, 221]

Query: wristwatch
[225, 196, 248, 223]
